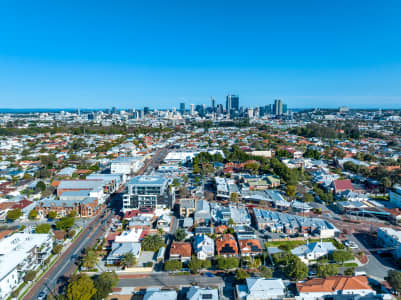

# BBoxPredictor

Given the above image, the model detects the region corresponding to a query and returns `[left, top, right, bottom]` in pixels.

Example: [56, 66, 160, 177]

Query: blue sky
[0, 0, 400, 109]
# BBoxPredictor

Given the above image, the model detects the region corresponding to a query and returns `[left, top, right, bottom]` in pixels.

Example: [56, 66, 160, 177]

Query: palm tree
[121, 253, 136, 268]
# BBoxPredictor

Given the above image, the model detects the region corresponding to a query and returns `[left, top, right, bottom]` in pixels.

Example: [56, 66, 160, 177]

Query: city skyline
[1, 1, 401, 108]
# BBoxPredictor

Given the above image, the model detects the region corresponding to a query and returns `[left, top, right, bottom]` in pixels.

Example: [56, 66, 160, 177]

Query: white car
[37, 290, 47, 300]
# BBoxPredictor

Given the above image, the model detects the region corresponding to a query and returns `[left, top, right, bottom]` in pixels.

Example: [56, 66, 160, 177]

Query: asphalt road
[118, 274, 224, 289]
[23, 210, 113, 300]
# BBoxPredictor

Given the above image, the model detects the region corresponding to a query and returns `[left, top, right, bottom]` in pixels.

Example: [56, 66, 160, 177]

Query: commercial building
[123, 175, 173, 211]
[377, 227, 401, 259]
[390, 185, 401, 208]
[0, 233, 52, 299]
[110, 156, 145, 175]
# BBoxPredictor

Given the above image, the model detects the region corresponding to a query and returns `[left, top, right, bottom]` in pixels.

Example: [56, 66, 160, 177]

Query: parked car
[37, 290, 47, 300]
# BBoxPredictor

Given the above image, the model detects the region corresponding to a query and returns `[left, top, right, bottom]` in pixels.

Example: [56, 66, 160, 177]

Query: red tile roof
[170, 241, 192, 258]
[333, 179, 354, 192]
[297, 276, 373, 293]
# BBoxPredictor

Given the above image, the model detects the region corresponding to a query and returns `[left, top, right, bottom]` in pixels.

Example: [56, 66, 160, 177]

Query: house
[333, 179, 354, 194]
[187, 287, 219, 300]
[238, 239, 263, 257]
[215, 234, 238, 257]
[236, 277, 286, 300]
[180, 199, 196, 217]
[106, 242, 141, 265]
[194, 199, 211, 225]
[169, 241, 192, 262]
[291, 242, 337, 264]
[296, 276, 375, 299]
[143, 288, 177, 300]
[193, 234, 214, 260]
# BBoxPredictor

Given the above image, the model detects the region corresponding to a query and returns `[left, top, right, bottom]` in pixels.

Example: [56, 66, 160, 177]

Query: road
[23, 209, 113, 300]
[347, 233, 394, 280]
[117, 274, 224, 289]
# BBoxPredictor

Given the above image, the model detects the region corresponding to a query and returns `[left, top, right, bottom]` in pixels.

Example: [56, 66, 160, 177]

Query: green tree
[66, 274, 96, 300]
[330, 250, 354, 265]
[303, 193, 314, 202]
[316, 263, 338, 277]
[92, 272, 119, 300]
[121, 252, 136, 268]
[174, 228, 186, 241]
[6, 209, 22, 221]
[286, 185, 297, 199]
[230, 192, 239, 204]
[141, 234, 165, 251]
[52, 244, 63, 255]
[67, 229, 76, 239]
[36, 181, 46, 192]
[82, 250, 98, 269]
[47, 211, 58, 220]
[281, 254, 308, 280]
[188, 257, 203, 273]
[56, 216, 75, 230]
[164, 260, 182, 271]
[387, 270, 401, 294]
[28, 209, 38, 220]
[259, 265, 273, 278]
[68, 210, 77, 218]
[24, 270, 37, 282]
[36, 223, 51, 234]
[236, 269, 250, 281]
[344, 267, 355, 276]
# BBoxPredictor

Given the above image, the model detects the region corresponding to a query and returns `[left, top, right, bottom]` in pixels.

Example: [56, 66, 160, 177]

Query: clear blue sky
[1, 0, 401, 109]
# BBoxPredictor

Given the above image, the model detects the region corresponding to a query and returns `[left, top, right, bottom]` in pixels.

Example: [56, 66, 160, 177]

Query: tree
[52, 244, 63, 255]
[236, 269, 250, 281]
[303, 193, 314, 203]
[164, 260, 182, 271]
[344, 267, 355, 276]
[330, 250, 354, 265]
[216, 257, 239, 270]
[36, 223, 51, 234]
[387, 270, 401, 294]
[260, 265, 273, 278]
[56, 216, 75, 230]
[121, 252, 136, 268]
[29, 209, 38, 220]
[280, 254, 308, 280]
[6, 208, 22, 221]
[286, 185, 297, 199]
[66, 274, 96, 300]
[142, 234, 165, 251]
[174, 228, 186, 241]
[24, 270, 37, 282]
[316, 263, 338, 277]
[47, 211, 58, 220]
[67, 229, 76, 239]
[36, 181, 46, 192]
[68, 210, 77, 218]
[230, 192, 239, 204]
[82, 250, 98, 269]
[92, 272, 119, 300]
[188, 257, 203, 273]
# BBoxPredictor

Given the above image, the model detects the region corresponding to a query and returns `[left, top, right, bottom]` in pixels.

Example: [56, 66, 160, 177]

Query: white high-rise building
[190, 104, 195, 115]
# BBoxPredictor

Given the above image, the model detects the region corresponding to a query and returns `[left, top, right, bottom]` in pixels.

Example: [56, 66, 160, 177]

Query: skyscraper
[211, 97, 215, 111]
[273, 99, 283, 115]
[179, 102, 185, 115]
[226, 95, 232, 112]
[231, 95, 239, 111]
[144, 107, 150, 115]
[190, 104, 195, 116]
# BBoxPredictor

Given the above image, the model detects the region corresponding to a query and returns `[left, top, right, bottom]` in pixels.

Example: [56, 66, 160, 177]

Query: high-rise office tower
[216, 104, 223, 115]
[190, 104, 195, 116]
[273, 99, 283, 115]
[231, 95, 239, 111]
[226, 95, 232, 112]
[247, 108, 254, 118]
[211, 97, 215, 111]
[283, 104, 288, 114]
[144, 107, 150, 115]
[111, 106, 116, 114]
[179, 102, 185, 115]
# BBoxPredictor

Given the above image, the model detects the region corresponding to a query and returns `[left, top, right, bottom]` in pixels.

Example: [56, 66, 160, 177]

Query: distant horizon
[1, 1, 401, 108]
